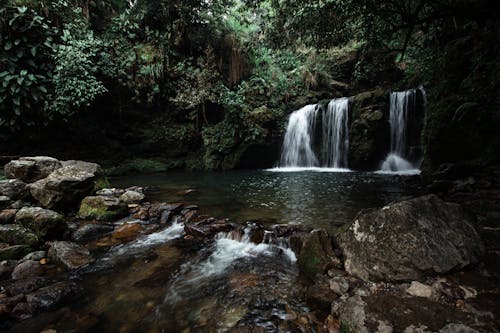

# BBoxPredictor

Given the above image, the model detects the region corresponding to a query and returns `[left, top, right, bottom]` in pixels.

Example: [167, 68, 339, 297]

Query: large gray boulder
[28, 162, 106, 209]
[4, 156, 62, 183]
[337, 194, 484, 281]
[48, 241, 93, 270]
[15, 207, 65, 239]
[0, 179, 28, 200]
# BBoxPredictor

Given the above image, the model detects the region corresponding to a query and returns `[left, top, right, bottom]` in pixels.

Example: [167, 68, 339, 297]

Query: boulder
[26, 281, 81, 310]
[0, 224, 39, 246]
[337, 195, 484, 281]
[4, 156, 62, 183]
[72, 223, 115, 242]
[28, 161, 106, 210]
[11, 260, 44, 280]
[15, 207, 66, 239]
[20, 250, 47, 263]
[78, 195, 128, 220]
[119, 190, 145, 204]
[297, 229, 337, 280]
[112, 223, 144, 241]
[48, 241, 93, 270]
[5, 277, 48, 296]
[0, 179, 28, 200]
[0, 209, 17, 224]
[0, 244, 32, 260]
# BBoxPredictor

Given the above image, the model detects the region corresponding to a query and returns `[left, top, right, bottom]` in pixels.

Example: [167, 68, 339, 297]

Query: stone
[96, 188, 125, 197]
[112, 223, 144, 241]
[20, 251, 47, 262]
[48, 241, 93, 270]
[0, 294, 24, 316]
[0, 224, 39, 246]
[307, 276, 337, 310]
[6, 277, 48, 296]
[337, 195, 484, 281]
[11, 260, 44, 280]
[0, 196, 10, 209]
[72, 223, 115, 242]
[336, 295, 369, 333]
[0, 244, 32, 260]
[15, 206, 65, 239]
[78, 195, 128, 220]
[11, 302, 35, 320]
[4, 156, 61, 183]
[149, 202, 184, 218]
[297, 229, 336, 280]
[28, 163, 104, 209]
[0, 209, 17, 224]
[330, 276, 350, 295]
[119, 190, 145, 204]
[26, 281, 81, 310]
[407, 281, 435, 299]
[0, 179, 27, 200]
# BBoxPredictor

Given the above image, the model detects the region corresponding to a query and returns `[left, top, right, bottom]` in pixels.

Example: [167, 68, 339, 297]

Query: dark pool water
[112, 169, 422, 233]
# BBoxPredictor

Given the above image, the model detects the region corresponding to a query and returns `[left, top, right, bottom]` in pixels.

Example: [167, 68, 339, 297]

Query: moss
[94, 176, 110, 191]
[78, 202, 127, 220]
[0, 245, 32, 260]
[339, 321, 350, 333]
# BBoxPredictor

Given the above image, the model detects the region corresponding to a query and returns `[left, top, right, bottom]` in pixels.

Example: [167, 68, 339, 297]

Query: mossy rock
[78, 196, 128, 221]
[0, 224, 40, 246]
[0, 244, 32, 260]
[15, 207, 66, 239]
[297, 229, 334, 280]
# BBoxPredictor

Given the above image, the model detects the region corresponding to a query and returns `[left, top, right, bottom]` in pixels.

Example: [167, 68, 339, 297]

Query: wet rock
[0, 244, 32, 260]
[9, 200, 30, 209]
[0, 260, 15, 280]
[335, 295, 369, 333]
[4, 156, 62, 183]
[407, 281, 435, 299]
[11, 260, 44, 280]
[184, 219, 235, 238]
[0, 196, 10, 209]
[28, 164, 102, 209]
[119, 190, 145, 204]
[337, 195, 484, 281]
[10, 301, 35, 320]
[6, 277, 48, 296]
[149, 203, 184, 218]
[0, 179, 28, 200]
[48, 241, 92, 270]
[297, 229, 337, 280]
[78, 196, 128, 220]
[15, 207, 65, 239]
[72, 223, 114, 242]
[0, 209, 17, 224]
[26, 281, 81, 310]
[20, 251, 46, 263]
[0, 225, 39, 246]
[95, 188, 125, 197]
[0, 294, 25, 316]
[112, 223, 144, 241]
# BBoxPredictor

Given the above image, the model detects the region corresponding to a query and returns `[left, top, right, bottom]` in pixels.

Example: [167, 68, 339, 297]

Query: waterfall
[323, 98, 349, 168]
[279, 104, 319, 167]
[278, 99, 350, 170]
[380, 88, 422, 174]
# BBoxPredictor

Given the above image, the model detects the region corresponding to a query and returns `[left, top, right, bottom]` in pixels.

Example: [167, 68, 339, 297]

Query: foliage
[0, 5, 55, 132]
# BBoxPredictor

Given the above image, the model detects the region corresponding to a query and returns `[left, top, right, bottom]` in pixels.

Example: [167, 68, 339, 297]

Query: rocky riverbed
[0, 157, 499, 332]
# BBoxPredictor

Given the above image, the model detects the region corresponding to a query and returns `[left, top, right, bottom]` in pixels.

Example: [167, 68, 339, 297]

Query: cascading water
[379, 88, 423, 174]
[277, 98, 350, 170]
[279, 104, 319, 167]
[323, 97, 349, 168]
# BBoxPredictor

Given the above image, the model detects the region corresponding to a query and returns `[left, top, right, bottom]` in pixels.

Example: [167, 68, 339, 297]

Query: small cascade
[277, 98, 350, 170]
[279, 104, 319, 167]
[323, 97, 349, 168]
[380, 88, 424, 174]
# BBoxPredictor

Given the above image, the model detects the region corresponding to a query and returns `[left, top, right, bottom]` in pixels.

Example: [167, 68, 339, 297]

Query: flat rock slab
[337, 194, 484, 281]
[48, 241, 93, 270]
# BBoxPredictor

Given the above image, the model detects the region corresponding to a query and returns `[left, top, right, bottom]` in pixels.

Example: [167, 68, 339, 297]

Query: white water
[279, 104, 319, 167]
[323, 98, 349, 168]
[380, 89, 422, 173]
[278, 99, 350, 170]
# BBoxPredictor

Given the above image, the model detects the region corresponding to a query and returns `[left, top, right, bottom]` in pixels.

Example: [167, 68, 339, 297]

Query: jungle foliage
[0, 0, 498, 169]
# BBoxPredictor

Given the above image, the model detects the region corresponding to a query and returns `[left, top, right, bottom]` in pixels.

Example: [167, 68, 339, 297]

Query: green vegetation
[0, 0, 497, 170]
